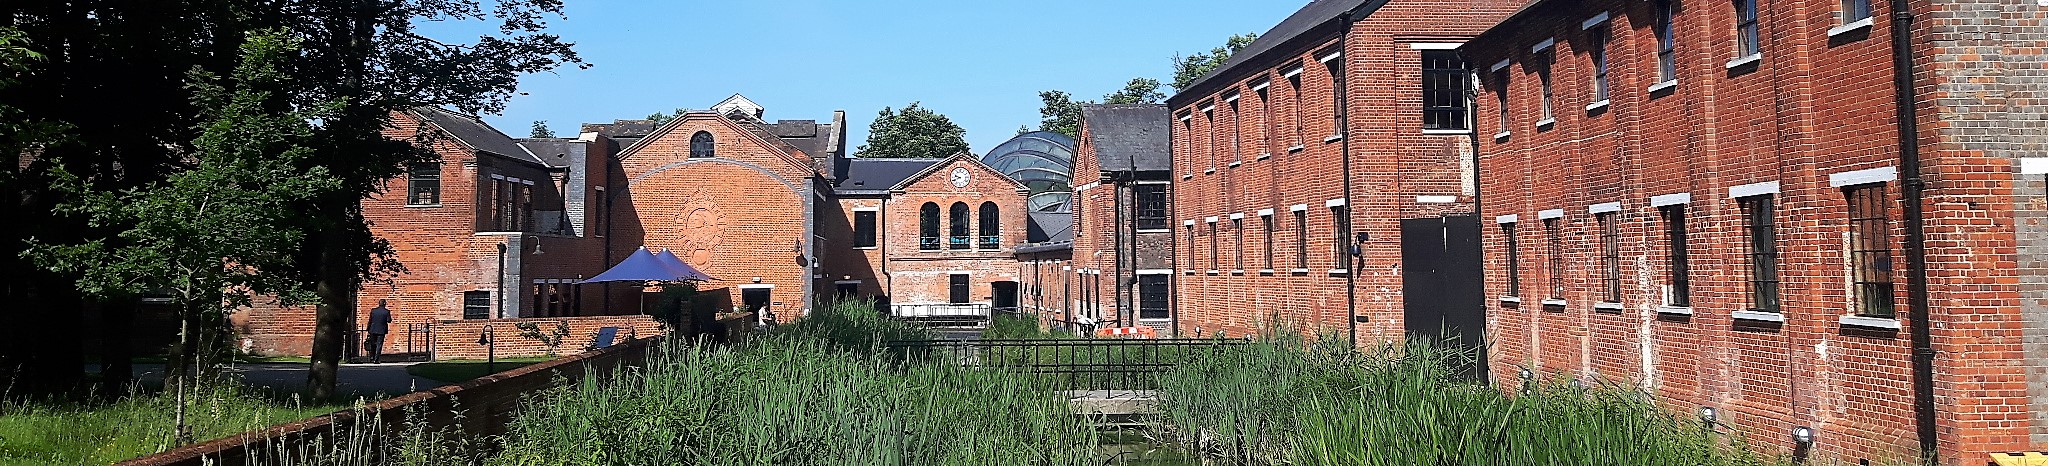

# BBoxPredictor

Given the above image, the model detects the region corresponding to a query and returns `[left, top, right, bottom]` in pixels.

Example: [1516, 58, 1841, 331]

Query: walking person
[365, 299, 392, 363]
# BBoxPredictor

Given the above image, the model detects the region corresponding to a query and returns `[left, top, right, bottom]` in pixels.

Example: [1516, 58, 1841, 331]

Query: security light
[1792, 426, 1814, 445]
[1698, 406, 1717, 427]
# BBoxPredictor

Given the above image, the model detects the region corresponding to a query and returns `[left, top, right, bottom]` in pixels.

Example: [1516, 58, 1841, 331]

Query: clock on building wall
[950, 167, 971, 188]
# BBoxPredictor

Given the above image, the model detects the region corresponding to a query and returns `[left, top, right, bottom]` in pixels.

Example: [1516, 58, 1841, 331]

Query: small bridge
[885, 338, 1250, 421]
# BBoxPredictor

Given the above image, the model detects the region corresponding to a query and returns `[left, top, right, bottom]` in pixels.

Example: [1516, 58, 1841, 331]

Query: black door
[835, 282, 860, 300]
[949, 274, 970, 304]
[991, 281, 1019, 312]
[742, 288, 772, 315]
[1401, 215, 1487, 379]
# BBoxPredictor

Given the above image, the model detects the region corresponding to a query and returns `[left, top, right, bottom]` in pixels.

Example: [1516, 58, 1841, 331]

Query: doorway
[741, 286, 773, 319]
[1400, 215, 1487, 379]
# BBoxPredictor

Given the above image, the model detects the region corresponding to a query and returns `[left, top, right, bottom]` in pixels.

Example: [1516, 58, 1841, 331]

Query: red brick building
[1064, 104, 1175, 333]
[1166, 0, 1520, 343]
[1464, 0, 2045, 461]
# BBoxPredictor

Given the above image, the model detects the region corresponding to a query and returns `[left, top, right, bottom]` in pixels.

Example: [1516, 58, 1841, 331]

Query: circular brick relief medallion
[673, 188, 725, 265]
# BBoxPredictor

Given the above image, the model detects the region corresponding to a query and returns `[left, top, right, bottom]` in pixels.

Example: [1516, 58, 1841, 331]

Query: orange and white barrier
[1094, 326, 1157, 339]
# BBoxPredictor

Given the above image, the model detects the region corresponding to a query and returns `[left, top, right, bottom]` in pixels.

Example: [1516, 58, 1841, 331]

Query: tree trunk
[306, 226, 351, 401]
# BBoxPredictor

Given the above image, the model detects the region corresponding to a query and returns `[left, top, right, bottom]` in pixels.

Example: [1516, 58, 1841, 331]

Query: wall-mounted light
[1349, 232, 1370, 257]
[1792, 426, 1814, 445]
[1698, 407, 1718, 428]
[526, 235, 544, 255]
[752, 277, 763, 284]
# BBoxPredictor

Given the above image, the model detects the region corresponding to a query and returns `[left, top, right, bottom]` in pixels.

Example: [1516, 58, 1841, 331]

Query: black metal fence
[884, 338, 1249, 391]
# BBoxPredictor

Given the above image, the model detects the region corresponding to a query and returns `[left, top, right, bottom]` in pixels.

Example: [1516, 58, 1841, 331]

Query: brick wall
[1071, 119, 1176, 332]
[1165, 0, 1518, 340]
[428, 314, 662, 360]
[1466, 0, 2038, 461]
[882, 156, 1027, 308]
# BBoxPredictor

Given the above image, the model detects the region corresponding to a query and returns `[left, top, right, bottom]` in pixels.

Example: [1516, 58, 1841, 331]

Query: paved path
[120, 362, 447, 400]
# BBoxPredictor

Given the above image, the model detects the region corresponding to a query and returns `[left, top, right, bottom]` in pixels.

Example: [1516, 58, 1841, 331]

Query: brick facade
[1166, 0, 1519, 340]
[1068, 104, 1176, 333]
[878, 155, 1029, 310]
[1465, 0, 2043, 461]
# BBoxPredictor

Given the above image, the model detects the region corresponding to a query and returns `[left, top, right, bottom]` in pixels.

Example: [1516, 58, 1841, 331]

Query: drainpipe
[1885, 1, 1937, 462]
[1114, 172, 1127, 326]
[1336, 10, 1359, 349]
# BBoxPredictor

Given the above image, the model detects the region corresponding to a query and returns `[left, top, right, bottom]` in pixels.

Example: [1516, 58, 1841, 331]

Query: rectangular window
[1597, 212, 1621, 303]
[1545, 218, 1565, 299]
[1233, 218, 1245, 271]
[1286, 65, 1305, 147]
[462, 290, 491, 319]
[1741, 195, 1781, 312]
[1138, 274, 1169, 320]
[1136, 184, 1168, 230]
[1589, 25, 1610, 102]
[853, 210, 878, 248]
[1208, 222, 1219, 271]
[1203, 105, 1217, 169]
[1848, 185, 1895, 317]
[1254, 81, 1273, 154]
[406, 162, 440, 205]
[950, 274, 971, 304]
[1735, 0, 1761, 57]
[1186, 224, 1197, 270]
[1262, 214, 1276, 270]
[1330, 205, 1351, 271]
[1494, 69, 1511, 133]
[1422, 51, 1471, 130]
[1660, 205, 1692, 307]
[1227, 97, 1242, 162]
[1324, 54, 1344, 136]
[1294, 210, 1309, 270]
[1656, 0, 1677, 82]
[1843, 0, 1872, 23]
[1537, 53, 1555, 122]
[592, 187, 608, 237]
[1503, 222, 1522, 297]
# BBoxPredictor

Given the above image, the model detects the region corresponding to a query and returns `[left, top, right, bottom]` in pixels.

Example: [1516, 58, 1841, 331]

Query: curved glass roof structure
[982, 131, 1076, 212]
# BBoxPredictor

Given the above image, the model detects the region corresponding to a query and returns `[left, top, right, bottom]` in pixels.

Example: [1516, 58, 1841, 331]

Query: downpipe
[1885, 2, 1937, 463]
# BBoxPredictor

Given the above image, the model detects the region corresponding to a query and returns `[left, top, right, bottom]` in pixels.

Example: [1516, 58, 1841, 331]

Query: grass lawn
[405, 357, 554, 384]
[0, 387, 339, 465]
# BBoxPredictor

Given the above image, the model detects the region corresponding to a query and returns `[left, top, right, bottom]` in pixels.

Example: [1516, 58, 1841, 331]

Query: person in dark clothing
[365, 300, 392, 363]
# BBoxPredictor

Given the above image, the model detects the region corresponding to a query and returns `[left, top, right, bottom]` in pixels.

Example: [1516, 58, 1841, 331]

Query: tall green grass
[486, 301, 1099, 466]
[0, 384, 337, 466]
[1154, 331, 1789, 466]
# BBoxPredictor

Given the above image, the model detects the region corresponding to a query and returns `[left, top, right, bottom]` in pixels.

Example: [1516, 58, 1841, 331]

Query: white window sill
[1541, 299, 1568, 307]
[1205, 270, 1220, 275]
[1584, 99, 1610, 112]
[404, 204, 443, 208]
[1182, 174, 1193, 180]
[1323, 134, 1344, 143]
[1840, 315, 1901, 330]
[1827, 17, 1875, 38]
[1328, 269, 1349, 276]
[1725, 53, 1762, 70]
[1183, 270, 1196, 275]
[1256, 152, 1272, 160]
[1204, 168, 1216, 175]
[1290, 268, 1311, 275]
[1647, 79, 1678, 94]
[1499, 296, 1522, 304]
[1227, 269, 1245, 276]
[1732, 310, 1786, 322]
[1493, 131, 1512, 141]
[1136, 228, 1171, 234]
[1286, 144, 1306, 153]
[852, 246, 879, 250]
[1534, 118, 1557, 130]
[1258, 269, 1276, 275]
[1228, 161, 1242, 168]
[1593, 302, 1624, 311]
[1656, 306, 1695, 316]
[1422, 129, 1473, 135]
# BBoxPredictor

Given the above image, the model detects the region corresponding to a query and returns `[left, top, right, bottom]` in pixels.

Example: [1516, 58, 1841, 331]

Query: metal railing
[891, 302, 992, 319]
[884, 338, 1250, 391]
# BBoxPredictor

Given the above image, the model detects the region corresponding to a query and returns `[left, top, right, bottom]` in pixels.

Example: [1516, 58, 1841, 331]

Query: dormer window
[690, 131, 715, 158]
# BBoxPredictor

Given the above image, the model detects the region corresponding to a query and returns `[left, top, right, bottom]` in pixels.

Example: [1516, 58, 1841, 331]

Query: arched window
[690, 131, 715, 158]
[919, 203, 940, 250]
[948, 202, 970, 250]
[978, 202, 1001, 249]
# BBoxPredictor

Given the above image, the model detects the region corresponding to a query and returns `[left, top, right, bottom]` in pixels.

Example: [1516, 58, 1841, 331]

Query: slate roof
[580, 120, 658, 138]
[1081, 104, 1173, 172]
[1178, 0, 1385, 98]
[516, 138, 577, 168]
[1026, 211, 1074, 244]
[832, 158, 942, 194]
[414, 107, 544, 165]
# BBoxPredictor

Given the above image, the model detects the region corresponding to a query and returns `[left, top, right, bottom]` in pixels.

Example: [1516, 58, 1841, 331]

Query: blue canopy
[581, 247, 710, 284]
[654, 248, 717, 282]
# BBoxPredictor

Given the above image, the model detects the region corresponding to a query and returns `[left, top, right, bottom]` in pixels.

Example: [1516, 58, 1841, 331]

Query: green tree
[530, 120, 554, 138]
[647, 107, 690, 126]
[1103, 78, 1165, 105]
[858, 102, 969, 158]
[33, 32, 338, 443]
[1173, 33, 1259, 91]
[1036, 90, 1083, 138]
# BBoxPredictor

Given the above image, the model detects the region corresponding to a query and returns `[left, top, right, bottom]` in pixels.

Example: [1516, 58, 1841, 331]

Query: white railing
[891, 303, 992, 320]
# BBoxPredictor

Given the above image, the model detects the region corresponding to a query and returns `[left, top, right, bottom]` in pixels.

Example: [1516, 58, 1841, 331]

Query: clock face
[950, 167, 971, 188]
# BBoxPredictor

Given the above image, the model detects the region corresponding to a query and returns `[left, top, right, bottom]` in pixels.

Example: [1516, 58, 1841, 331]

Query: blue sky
[462, 0, 1297, 155]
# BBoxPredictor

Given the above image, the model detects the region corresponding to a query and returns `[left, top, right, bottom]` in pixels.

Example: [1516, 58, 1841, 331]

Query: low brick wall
[429, 314, 664, 360]
[115, 336, 660, 466]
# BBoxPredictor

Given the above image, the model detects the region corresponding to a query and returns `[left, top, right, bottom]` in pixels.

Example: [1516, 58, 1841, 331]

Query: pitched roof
[412, 107, 544, 165]
[1026, 211, 1074, 244]
[889, 152, 1028, 192]
[833, 158, 942, 194]
[1081, 104, 1173, 172]
[1176, 0, 1388, 99]
[516, 138, 578, 168]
